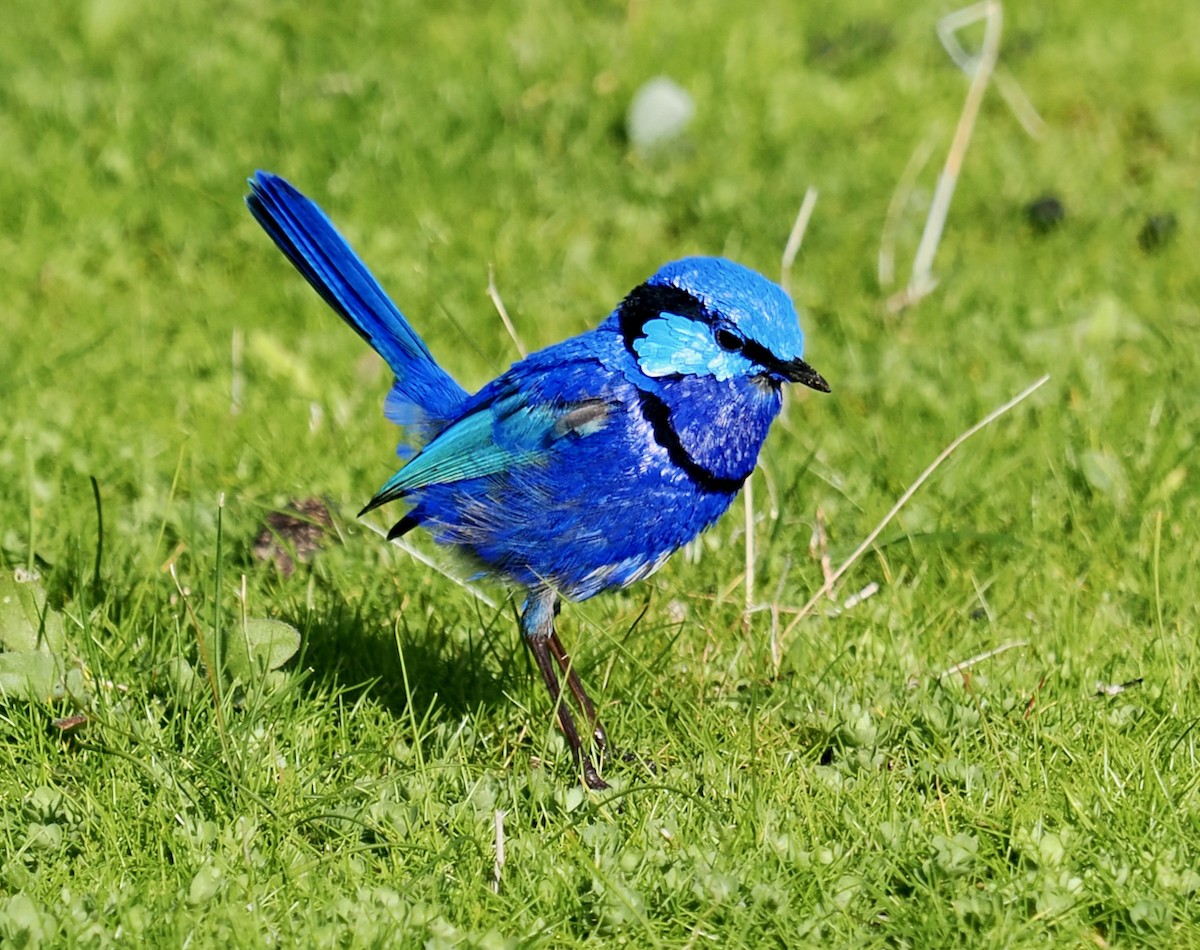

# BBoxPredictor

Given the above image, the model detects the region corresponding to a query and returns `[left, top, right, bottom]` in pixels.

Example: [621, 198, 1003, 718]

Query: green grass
[2, 0, 1199, 945]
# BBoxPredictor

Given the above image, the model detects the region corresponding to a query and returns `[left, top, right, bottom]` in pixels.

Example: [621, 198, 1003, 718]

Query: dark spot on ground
[253, 498, 335, 576]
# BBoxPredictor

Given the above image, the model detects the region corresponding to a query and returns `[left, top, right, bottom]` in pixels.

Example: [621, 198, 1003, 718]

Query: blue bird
[246, 171, 829, 788]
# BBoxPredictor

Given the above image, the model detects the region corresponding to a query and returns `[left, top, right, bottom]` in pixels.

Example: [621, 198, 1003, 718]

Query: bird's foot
[581, 756, 609, 790]
[587, 745, 660, 786]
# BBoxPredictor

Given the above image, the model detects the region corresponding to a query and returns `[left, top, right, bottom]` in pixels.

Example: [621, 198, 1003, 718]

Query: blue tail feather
[245, 171, 468, 444]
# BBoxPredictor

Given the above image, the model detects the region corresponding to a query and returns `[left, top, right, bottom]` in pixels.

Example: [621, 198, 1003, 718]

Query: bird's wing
[360, 389, 612, 513]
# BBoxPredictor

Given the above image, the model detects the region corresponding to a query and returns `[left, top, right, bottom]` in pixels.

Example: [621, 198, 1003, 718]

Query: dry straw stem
[492, 809, 506, 894]
[937, 2, 1044, 139]
[810, 506, 835, 593]
[780, 187, 820, 298]
[746, 187, 820, 619]
[935, 639, 1029, 682]
[886, 0, 1054, 303]
[776, 373, 1051, 669]
[487, 264, 527, 358]
[878, 136, 937, 290]
[891, 0, 1004, 310]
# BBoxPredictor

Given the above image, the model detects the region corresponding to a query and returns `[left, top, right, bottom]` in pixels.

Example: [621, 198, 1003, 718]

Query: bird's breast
[637, 373, 783, 490]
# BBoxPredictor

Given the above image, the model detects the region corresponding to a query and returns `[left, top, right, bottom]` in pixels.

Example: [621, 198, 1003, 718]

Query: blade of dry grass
[776, 373, 1050, 668]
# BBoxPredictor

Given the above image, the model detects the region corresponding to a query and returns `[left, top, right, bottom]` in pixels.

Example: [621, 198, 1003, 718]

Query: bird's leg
[528, 636, 607, 789]
[521, 590, 608, 790]
[547, 628, 609, 758]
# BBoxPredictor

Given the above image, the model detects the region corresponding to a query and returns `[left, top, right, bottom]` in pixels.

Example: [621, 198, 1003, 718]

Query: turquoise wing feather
[361, 390, 610, 513]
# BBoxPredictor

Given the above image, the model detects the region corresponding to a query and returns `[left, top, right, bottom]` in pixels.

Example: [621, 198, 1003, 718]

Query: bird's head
[614, 257, 830, 393]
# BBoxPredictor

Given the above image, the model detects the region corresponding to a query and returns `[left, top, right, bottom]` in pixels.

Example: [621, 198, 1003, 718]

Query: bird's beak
[778, 357, 831, 393]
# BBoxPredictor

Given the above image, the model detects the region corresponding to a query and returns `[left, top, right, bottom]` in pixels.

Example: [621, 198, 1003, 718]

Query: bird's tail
[245, 171, 468, 453]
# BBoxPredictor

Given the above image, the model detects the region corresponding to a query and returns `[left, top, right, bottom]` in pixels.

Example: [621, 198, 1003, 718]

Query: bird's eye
[715, 329, 743, 352]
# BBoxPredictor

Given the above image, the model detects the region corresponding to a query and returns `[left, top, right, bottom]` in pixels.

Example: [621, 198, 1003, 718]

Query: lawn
[2, 0, 1198, 945]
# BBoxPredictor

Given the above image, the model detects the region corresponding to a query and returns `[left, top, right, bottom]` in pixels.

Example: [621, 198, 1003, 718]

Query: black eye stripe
[742, 338, 777, 368]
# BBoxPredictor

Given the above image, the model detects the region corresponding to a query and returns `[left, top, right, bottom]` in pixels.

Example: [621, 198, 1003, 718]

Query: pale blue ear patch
[633, 311, 752, 381]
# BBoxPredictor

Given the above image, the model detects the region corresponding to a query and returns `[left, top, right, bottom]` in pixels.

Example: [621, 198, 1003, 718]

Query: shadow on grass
[232, 528, 672, 787]
[284, 581, 531, 723]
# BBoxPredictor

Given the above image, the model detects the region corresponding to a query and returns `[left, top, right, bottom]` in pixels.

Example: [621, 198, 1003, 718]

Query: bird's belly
[411, 436, 741, 600]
